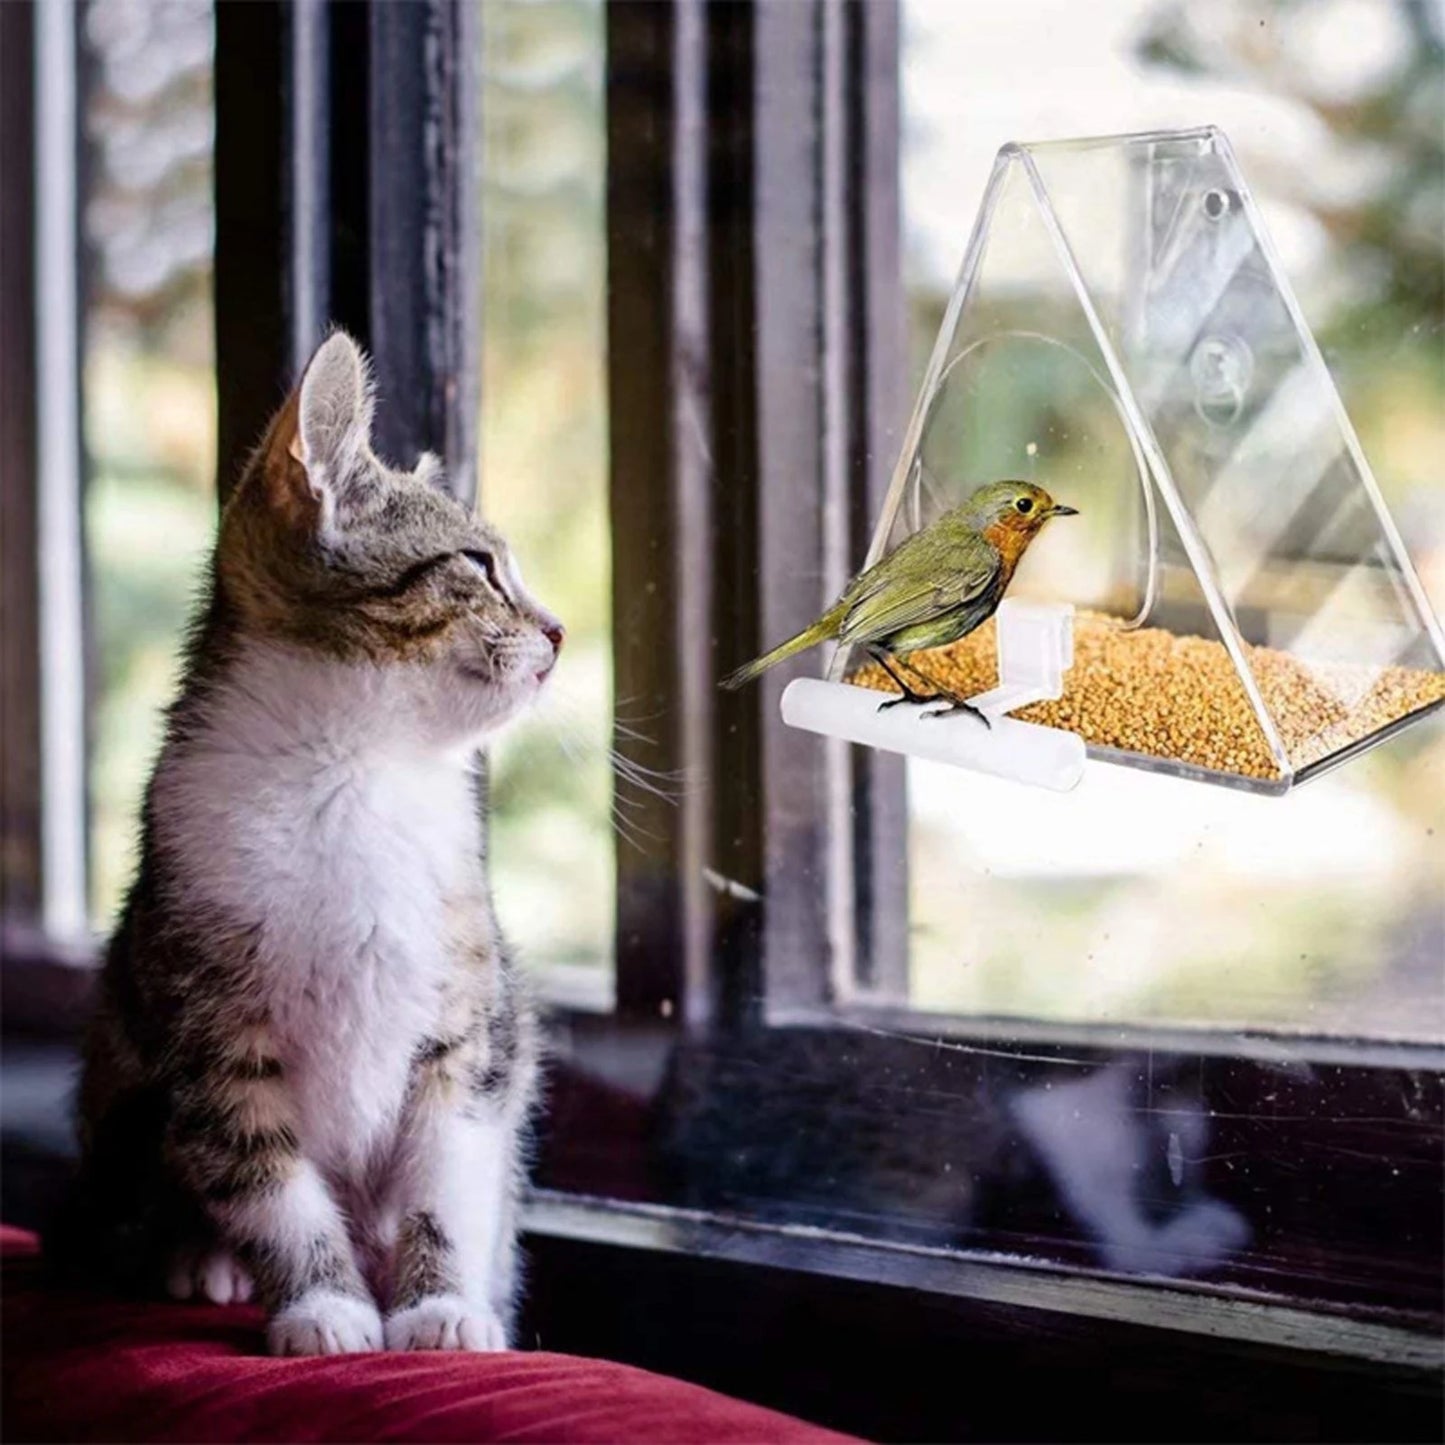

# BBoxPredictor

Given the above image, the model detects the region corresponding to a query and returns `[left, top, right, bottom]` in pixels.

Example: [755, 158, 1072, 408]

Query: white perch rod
[780, 678, 1085, 792]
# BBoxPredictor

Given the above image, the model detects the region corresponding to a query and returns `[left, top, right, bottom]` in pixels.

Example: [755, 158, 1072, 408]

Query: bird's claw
[875, 690, 992, 728]
[877, 690, 937, 712]
[921, 700, 992, 729]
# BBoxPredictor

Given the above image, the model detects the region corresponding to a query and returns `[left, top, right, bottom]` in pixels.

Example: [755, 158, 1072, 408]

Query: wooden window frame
[1, 0, 44, 938]
[606, 0, 907, 1027]
[215, 0, 479, 503]
[2, 0, 88, 952]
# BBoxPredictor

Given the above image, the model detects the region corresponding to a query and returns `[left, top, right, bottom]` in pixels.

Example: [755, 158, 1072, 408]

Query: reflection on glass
[479, 0, 614, 989]
[82, 0, 216, 929]
[1011, 1060, 1250, 1276]
[898, 0, 1444, 1037]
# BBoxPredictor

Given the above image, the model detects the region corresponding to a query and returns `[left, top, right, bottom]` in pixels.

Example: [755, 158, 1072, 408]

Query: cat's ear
[296, 330, 374, 477]
[256, 331, 374, 530]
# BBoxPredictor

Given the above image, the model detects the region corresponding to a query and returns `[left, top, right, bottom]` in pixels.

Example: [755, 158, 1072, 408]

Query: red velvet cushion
[1, 1229, 859, 1444]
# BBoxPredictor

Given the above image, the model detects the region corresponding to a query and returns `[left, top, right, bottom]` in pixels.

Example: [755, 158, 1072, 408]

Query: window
[4, 0, 1439, 1401]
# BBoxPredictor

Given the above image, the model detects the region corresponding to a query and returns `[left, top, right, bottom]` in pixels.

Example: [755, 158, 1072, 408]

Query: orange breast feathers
[980, 515, 1037, 572]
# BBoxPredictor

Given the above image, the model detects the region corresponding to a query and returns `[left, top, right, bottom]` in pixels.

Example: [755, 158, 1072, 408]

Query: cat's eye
[461, 548, 502, 592]
[1016, 497, 1034, 514]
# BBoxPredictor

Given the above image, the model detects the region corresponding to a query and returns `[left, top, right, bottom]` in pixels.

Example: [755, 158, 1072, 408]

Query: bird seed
[846, 609, 1445, 782]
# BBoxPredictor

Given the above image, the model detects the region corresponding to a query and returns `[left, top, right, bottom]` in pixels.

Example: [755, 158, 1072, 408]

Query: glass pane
[479, 0, 614, 997]
[82, 0, 216, 930]
[896, 0, 1445, 1038]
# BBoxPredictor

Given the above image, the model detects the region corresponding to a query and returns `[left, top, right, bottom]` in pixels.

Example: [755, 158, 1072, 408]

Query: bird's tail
[720, 606, 846, 691]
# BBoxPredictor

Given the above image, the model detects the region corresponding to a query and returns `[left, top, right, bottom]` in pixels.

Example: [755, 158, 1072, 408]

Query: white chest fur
[152, 645, 482, 1174]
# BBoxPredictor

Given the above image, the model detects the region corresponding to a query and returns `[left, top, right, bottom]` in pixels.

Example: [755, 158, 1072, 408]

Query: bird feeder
[789, 126, 1445, 794]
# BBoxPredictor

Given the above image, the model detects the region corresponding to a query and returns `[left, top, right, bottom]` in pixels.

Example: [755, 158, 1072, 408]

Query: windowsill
[779, 999, 1445, 1071]
[524, 1189, 1443, 1370]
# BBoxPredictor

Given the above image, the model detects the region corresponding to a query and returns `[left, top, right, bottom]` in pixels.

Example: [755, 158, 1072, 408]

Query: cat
[58, 331, 554, 1355]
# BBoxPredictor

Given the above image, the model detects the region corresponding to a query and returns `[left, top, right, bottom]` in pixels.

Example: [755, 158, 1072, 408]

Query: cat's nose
[534, 618, 564, 681]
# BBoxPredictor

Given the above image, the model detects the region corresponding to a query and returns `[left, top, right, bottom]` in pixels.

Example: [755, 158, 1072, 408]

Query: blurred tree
[1137, 0, 1444, 334]
[83, 0, 213, 360]
[80, 0, 217, 926]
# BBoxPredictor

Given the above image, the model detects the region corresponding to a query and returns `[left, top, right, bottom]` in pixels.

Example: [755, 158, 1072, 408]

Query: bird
[720, 480, 1078, 726]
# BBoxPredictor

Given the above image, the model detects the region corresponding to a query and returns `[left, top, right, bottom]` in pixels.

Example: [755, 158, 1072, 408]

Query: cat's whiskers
[516, 687, 675, 851]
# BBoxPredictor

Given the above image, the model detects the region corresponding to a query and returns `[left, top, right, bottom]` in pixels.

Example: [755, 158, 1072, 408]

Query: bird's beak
[1049, 504, 1079, 517]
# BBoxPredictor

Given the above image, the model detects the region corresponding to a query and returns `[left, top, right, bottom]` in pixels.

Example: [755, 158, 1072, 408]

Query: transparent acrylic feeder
[796, 126, 1445, 794]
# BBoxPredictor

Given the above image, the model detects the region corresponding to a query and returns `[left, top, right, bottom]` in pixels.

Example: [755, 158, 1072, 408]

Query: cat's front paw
[268, 1291, 383, 1356]
[166, 1246, 254, 1305]
[385, 1294, 506, 1352]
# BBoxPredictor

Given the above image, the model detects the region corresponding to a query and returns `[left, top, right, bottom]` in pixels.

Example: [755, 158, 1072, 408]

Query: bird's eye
[1016, 497, 1034, 514]
[461, 549, 501, 590]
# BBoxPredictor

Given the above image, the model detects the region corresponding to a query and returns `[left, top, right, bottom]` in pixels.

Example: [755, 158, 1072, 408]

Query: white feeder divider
[779, 599, 1085, 792]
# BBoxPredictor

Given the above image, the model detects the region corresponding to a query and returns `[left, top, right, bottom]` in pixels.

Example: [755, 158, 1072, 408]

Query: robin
[721, 480, 1078, 726]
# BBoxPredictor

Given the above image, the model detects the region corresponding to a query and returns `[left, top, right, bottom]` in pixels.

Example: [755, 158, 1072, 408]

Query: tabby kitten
[67, 332, 552, 1355]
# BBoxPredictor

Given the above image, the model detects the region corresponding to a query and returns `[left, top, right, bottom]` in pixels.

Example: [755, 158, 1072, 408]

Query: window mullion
[287, 0, 330, 377]
[843, 0, 907, 1000]
[217, 1, 478, 502]
[367, 0, 479, 503]
[1, 0, 45, 931]
[746, 0, 843, 1014]
[607, 0, 713, 1024]
[34, 0, 88, 941]
[214, 0, 289, 503]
